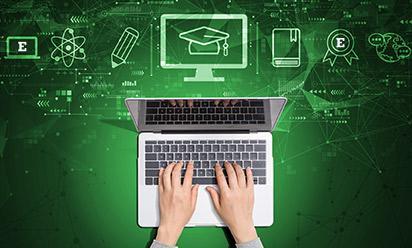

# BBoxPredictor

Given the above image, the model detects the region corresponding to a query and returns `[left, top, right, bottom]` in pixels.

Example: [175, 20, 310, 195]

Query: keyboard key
[162, 145, 169, 152]
[252, 169, 266, 176]
[154, 178, 159, 185]
[145, 141, 157, 144]
[254, 145, 265, 151]
[145, 145, 153, 152]
[250, 153, 258, 160]
[225, 153, 232, 160]
[229, 145, 237, 152]
[208, 153, 216, 160]
[206, 169, 214, 177]
[204, 145, 211, 152]
[160, 161, 168, 168]
[171, 145, 178, 152]
[158, 153, 165, 160]
[258, 153, 266, 160]
[192, 153, 199, 160]
[146, 178, 153, 185]
[202, 161, 210, 168]
[213, 145, 220, 152]
[193, 177, 217, 185]
[253, 114, 265, 120]
[146, 162, 159, 168]
[194, 161, 201, 168]
[258, 177, 266, 184]
[217, 153, 224, 160]
[198, 169, 205, 176]
[252, 161, 266, 168]
[183, 153, 191, 160]
[196, 145, 203, 152]
[146, 154, 157, 160]
[179, 145, 186, 152]
[233, 153, 241, 160]
[154, 145, 161, 152]
[238, 145, 245, 152]
[147, 101, 160, 107]
[175, 153, 182, 160]
[241, 153, 249, 160]
[146, 170, 159, 176]
[200, 153, 207, 160]
[244, 161, 251, 168]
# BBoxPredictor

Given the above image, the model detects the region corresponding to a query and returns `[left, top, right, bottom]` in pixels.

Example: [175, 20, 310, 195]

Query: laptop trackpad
[188, 185, 223, 226]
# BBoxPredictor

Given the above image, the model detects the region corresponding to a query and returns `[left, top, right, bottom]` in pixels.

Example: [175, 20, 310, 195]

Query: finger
[188, 100, 194, 108]
[169, 100, 176, 107]
[183, 161, 194, 188]
[206, 186, 221, 211]
[191, 184, 199, 209]
[225, 161, 238, 188]
[177, 100, 184, 107]
[158, 168, 164, 192]
[214, 100, 220, 106]
[230, 100, 238, 106]
[233, 162, 246, 187]
[215, 163, 229, 191]
[223, 100, 230, 107]
[172, 161, 183, 187]
[163, 162, 175, 190]
[246, 166, 254, 189]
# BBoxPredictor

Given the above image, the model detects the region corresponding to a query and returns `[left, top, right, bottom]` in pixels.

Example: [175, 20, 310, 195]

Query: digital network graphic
[323, 29, 358, 66]
[111, 27, 139, 68]
[50, 28, 86, 68]
[1, 1, 411, 247]
[368, 32, 411, 63]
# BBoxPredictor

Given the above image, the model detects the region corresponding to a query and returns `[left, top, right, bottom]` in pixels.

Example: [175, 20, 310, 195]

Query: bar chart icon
[111, 27, 139, 68]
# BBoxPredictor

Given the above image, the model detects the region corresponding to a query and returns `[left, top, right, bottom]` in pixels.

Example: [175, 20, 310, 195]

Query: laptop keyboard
[145, 100, 266, 125]
[144, 139, 267, 185]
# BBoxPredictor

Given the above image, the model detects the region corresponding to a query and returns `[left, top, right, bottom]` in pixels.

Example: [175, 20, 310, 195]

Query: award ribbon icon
[323, 29, 358, 66]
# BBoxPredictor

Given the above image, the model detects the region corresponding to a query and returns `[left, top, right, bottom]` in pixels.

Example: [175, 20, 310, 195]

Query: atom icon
[51, 28, 86, 67]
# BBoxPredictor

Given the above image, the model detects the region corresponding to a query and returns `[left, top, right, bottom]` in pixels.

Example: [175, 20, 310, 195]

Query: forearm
[236, 237, 264, 248]
[150, 240, 177, 248]
[150, 237, 264, 248]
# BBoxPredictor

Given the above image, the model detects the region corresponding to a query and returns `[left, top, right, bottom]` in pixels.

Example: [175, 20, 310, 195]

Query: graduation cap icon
[179, 26, 230, 56]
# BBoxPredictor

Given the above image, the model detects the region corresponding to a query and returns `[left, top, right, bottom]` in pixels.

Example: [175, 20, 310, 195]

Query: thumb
[206, 186, 220, 211]
[191, 184, 199, 209]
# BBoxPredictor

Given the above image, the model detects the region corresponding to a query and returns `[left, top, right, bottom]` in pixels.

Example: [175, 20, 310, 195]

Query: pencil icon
[111, 27, 139, 68]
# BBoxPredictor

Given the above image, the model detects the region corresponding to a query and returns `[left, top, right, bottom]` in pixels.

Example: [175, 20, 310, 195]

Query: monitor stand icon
[160, 14, 248, 82]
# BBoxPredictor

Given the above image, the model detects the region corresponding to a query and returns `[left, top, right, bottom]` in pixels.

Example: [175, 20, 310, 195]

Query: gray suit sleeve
[235, 238, 264, 248]
[149, 240, 177, 248]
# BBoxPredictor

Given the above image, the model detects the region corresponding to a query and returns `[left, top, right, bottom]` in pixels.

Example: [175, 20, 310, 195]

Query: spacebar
[192, 177, 217, 185]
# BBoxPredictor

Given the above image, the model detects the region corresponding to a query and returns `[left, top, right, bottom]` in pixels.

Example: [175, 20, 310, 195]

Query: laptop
[125, 97, 287, 227]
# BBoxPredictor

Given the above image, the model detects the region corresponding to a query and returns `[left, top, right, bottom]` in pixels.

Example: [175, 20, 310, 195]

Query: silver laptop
[125, 97, 287, 227]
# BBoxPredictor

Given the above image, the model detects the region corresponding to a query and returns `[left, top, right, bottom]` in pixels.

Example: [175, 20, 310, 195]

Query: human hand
[156, 161, 199, 246]
[206, 162, 257, 244]
[168, 99, 239, 107]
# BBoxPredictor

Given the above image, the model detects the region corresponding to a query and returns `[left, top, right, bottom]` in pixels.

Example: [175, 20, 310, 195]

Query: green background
[1, 0, 411, 247]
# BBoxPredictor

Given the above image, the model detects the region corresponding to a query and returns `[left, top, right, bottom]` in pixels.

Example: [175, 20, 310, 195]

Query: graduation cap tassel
[223, 38, 229, 56]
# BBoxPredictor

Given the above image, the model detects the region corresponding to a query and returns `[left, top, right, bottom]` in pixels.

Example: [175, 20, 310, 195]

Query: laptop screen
[125, 97, 287, 132]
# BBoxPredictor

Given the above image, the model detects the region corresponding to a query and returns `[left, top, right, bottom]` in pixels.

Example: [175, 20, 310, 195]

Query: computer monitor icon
[5, 36, 40, 59]
[160, 14, 248, 82]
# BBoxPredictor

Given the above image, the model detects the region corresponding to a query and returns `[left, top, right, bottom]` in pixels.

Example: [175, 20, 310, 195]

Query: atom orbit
[51, 28, 86, 68]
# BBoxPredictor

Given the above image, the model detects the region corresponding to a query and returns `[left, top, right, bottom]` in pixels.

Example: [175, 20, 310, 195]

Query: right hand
[206, 162, 258, 244]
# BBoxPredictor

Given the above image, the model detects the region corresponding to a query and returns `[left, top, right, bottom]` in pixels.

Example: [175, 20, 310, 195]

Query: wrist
[229, 222, 258, 244]
[156, 225, 183, 246]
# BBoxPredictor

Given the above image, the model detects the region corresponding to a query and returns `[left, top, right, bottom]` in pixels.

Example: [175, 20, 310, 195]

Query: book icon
[271, 28, 301, 67]
[111, 27, 139, 68]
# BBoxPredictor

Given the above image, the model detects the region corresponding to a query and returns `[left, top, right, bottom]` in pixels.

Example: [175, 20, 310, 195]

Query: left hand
[155, 161, 199, 246]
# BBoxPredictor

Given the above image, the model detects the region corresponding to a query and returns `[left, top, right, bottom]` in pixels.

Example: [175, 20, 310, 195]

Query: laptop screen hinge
[160, 130, 251, 134]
